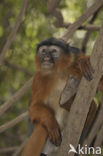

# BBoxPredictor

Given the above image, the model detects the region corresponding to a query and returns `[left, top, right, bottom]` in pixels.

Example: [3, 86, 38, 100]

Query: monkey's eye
[52, 49, 58, 57]
[52, 48, 57, 53]
[50, 46, 62, 58]
[38, 46, 47, 56]
[41, 48, 46, 53]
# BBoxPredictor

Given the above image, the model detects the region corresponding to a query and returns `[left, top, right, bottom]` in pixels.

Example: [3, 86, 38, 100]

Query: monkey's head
[35, 37, 73, 72]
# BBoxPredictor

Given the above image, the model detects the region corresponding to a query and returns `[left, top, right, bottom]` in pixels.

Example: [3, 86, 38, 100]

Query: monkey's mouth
[42, 61, 54, 69]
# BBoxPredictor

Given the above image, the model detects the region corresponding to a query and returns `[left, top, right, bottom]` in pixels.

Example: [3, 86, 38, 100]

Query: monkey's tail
[22, 124, 48, 156]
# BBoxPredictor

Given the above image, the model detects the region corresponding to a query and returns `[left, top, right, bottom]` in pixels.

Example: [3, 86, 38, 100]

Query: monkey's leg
[22, 96, 98, 156]
[22, 124, 48, 156]
[29, 104, 62, 146]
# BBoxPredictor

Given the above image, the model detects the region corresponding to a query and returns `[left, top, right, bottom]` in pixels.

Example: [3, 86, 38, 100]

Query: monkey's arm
[29, 102, 61, 146]
[69, 46, 93, 81]
[70, 54, 94, 81]
[77, 54, 94, 80]
[22, 95, 75, 156]
[22, 73, 61, 156]
[70, 50, 103, 91]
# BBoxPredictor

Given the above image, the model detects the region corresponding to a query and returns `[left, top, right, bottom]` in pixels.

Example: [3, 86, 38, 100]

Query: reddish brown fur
[35, 53, 74, 73]
[30, 71, 57, 105]
[22, 51, 103, 156]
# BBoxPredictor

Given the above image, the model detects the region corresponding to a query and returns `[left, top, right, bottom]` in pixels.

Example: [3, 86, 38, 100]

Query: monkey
[22, 37, 102, 156]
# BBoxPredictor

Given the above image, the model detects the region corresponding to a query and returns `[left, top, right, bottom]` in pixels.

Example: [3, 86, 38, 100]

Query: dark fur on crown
[36, 37, 69, 54]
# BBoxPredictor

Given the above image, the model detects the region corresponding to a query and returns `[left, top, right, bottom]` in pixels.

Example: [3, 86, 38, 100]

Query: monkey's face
[37, 45, 63, 69]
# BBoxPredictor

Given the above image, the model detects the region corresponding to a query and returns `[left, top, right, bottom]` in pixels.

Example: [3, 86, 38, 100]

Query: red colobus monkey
[22, 37, 103, 156]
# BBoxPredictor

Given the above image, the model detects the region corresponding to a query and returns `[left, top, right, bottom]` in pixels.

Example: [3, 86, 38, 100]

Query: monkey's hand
[77, 56, 94, 81]
[29, 104, 62, 146]
[45, 116, 62, 146]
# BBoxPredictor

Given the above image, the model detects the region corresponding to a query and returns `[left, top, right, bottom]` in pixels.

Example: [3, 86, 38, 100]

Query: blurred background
[0, 0, 103, 155]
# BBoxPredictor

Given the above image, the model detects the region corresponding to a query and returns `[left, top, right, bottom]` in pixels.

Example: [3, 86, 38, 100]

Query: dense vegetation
[0, 0, 103, 155]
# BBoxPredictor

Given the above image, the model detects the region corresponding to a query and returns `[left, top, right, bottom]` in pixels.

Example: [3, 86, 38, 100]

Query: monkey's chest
[45, 79, 66, 105]
[45, 78, 68, 129]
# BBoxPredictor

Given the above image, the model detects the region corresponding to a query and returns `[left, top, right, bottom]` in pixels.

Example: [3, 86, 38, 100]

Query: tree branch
[57, 23, 103, 156]
[0, 147, 19, 153]
[81, 8, 101, 53]
[83, 96, 103, 147]
[47, 0, 102, 33]
[94, 123, 103, 148]
[61, 0, 103, 41]
[58, 23, 100, 31]
[0, 111, 28, 133]
[4, 60, 32, 76]
[12, 138, 28, 156]
[0, 0, 28, 65]
[47, 0, 63, 27]
[0, 77, 33, 117]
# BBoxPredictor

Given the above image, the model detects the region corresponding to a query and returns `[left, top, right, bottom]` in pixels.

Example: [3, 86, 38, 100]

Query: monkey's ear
[66, 43, 71, 54]
[58, 39, 70, 54]
[69, 46, 80, 54]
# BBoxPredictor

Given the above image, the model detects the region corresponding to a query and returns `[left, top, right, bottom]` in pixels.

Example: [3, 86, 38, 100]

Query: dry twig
[81, 8, 101, 53]
[83, 96, 103, 147]
[94, 122, 103, 148]
[0, 147, 19, 154]
[0, 77, 33, 117]
[4, 60, 32, 76]
[12, 138, 28, 156]
[0, 112, 28, 133]
[61, 0, 103, 41]
[0, 0, 28, 65]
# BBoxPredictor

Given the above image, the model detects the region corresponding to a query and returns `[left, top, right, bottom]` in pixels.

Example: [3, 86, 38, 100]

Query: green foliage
[0, 0, 103, 155]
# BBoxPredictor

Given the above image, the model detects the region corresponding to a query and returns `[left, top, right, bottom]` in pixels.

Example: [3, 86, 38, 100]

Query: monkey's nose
[44, 57, 50, 61]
